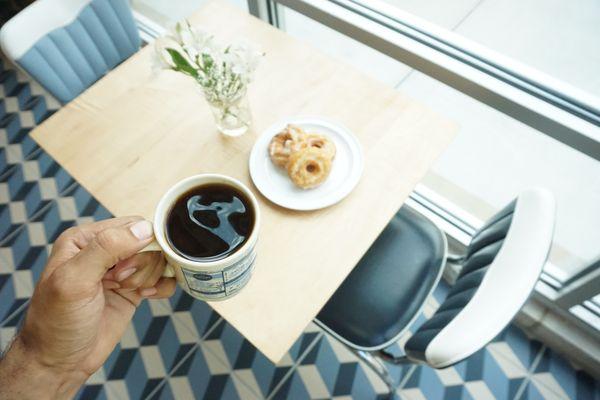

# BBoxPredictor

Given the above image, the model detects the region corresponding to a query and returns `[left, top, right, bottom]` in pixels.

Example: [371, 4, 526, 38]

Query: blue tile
[0, 298, 28, 327]
[76, 384, 108, 400]
[29, 246, 49, 282]
[0, 274, 16, 322]
[311, 336, 340, 394]
[493, 325, 541, 368]
[203, 375, 234, 400]
[220, 321, 246, 367]
[277, 371, 310, 400]
[168, 343, 196, 372]
[150, 317, 184, 370]
[141, 378, 165, 400]
[170, 288, 219, 338]
[171, 346, 212, 398]
[534, 348, 599, 400]
[2, 114, 21, 141]
[0, 205, 20, 242]
[0, 148, 7, 175]
[132, 300, 154, 339]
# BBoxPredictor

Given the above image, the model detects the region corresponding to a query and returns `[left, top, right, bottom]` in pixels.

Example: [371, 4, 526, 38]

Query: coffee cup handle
[138, 240, 176, 278]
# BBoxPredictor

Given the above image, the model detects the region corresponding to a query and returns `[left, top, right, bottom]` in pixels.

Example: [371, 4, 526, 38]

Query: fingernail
[130, 220, 153, 240]
[140, 287, 157, 297]
[103, 280, 120, 290]
[116, 267, 137, 282]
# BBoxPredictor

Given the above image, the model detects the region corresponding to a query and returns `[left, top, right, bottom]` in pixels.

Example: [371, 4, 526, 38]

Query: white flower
[154, 19, 264, 102]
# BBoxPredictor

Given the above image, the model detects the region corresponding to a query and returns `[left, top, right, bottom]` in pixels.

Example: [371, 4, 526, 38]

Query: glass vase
[206, 92, 252, 137]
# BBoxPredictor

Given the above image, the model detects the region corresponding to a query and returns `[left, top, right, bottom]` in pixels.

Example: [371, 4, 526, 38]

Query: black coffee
[166, 184, 255, 262]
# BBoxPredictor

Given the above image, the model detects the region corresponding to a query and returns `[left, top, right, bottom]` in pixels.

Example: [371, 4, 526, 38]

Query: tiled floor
[0, 59, 598, 399]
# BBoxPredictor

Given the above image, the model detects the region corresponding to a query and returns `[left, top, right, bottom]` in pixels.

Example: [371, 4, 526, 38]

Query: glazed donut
[305, 133, 336, 160]
[268, 124, 307, 168]
[287, 147, 332, 189]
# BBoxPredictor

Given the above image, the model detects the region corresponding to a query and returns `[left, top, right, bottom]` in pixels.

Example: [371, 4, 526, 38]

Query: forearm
[0, 335, 87, 400]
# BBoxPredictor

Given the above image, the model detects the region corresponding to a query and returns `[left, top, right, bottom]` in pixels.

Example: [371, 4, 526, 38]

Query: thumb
[67, 220, 154, 283]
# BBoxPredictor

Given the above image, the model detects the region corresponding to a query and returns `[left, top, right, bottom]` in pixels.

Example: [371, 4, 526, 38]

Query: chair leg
[446, 253, 464, 263]
[376, 349, 412, 365]
[353, 349, 396, 397]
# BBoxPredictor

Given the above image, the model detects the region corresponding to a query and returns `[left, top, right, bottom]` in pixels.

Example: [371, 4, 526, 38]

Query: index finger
[46, 216, 148, 278]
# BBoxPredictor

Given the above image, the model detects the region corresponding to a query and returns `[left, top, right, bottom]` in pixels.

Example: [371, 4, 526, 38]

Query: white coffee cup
[141, 174, 260, 301]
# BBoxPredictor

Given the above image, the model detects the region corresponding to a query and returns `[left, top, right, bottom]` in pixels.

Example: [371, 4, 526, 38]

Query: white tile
[383, 0, 482, 29]
[166, 377, 195, 399]
[26, 222, 47, 246]
[297, 365, 331, 398]
[87, 367, 106, 385]
[5, 144, 22, 164]
[487, 342, 528, 378]
[397, 70, 600, 278]
[56, 197, 78, 221]
[464, 381, 496, 400]
[139, 346, 168, 378]
[0, 327, 17, 352]
[282, 7, 411, 87]
[104, 380, 129, 400]
[0, 182, 8, 204]
[3, 97, 18, 113]
[148, 298, 172, 316]
[172, 311, 201, 343]
[398, 388, 428, 400]
[12, 270, 34, 298]
[455, 0, 600, 97]
[531, 373, 571, 400]
[39, 178, 58, 200]
[8, 202, 26, 225]
[120, 323, 140, 349]
[231, 371, 263, 400]
[435, 366, 464, 386]
[0, 248, 14, 273]
[22, 161, 40, 181]
[201, 340, 232, 374]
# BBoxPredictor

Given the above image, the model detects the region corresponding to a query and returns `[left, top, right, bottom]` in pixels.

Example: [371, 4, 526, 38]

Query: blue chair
[317, 188, 555, 395]
[0, 0, 140, 104]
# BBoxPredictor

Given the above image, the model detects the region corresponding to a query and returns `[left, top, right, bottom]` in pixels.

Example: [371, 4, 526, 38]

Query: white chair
[316, 188, 555, 395]
[0, 0, 140, 104]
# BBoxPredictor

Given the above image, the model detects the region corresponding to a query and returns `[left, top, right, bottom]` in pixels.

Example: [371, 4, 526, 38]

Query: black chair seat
[317, 206, 446, 349]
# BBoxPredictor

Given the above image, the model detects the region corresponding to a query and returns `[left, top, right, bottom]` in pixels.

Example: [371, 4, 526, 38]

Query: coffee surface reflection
[166, 184, 255, 262]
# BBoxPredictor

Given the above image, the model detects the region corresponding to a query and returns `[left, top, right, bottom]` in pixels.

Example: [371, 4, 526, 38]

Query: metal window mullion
[555, 258, 600, 308]
[273, 0, 600, 162]
[248, 0, 283, 27]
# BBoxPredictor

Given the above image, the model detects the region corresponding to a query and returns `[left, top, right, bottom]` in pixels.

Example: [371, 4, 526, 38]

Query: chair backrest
[0, 0, 140, 104]
[404, 188, 555, 369]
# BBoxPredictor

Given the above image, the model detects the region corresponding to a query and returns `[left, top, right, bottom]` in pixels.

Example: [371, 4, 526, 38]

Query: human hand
[0, 217, 176, 399]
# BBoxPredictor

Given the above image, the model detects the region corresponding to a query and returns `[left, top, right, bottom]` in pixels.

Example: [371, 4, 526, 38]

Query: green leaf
[201, 53, 213, 70]
[166, 48, 198, 78]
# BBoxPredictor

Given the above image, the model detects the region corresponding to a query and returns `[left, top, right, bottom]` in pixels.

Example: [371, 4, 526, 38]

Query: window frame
[245, 0, 600, 328]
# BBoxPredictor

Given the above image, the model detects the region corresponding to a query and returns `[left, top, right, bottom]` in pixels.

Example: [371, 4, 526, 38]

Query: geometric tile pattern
[0, 56, 598, 400]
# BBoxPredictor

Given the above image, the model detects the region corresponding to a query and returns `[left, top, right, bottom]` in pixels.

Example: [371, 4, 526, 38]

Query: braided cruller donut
[305, 133, 336, 160]
[287, 147, 333, 189]
[268, 124, 307, 168]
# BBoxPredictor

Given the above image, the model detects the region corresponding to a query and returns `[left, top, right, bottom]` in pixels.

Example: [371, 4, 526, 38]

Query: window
[130, 0, 248, 27]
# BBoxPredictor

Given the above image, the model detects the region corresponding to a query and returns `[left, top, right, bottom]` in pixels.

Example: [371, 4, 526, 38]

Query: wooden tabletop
[31, 1, 457, 362]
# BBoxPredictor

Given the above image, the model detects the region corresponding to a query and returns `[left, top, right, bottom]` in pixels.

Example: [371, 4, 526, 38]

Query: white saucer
[249, 117, 363, 211]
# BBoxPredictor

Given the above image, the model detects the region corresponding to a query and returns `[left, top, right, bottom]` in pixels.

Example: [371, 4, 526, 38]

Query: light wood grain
[31, 1, 457, 362]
